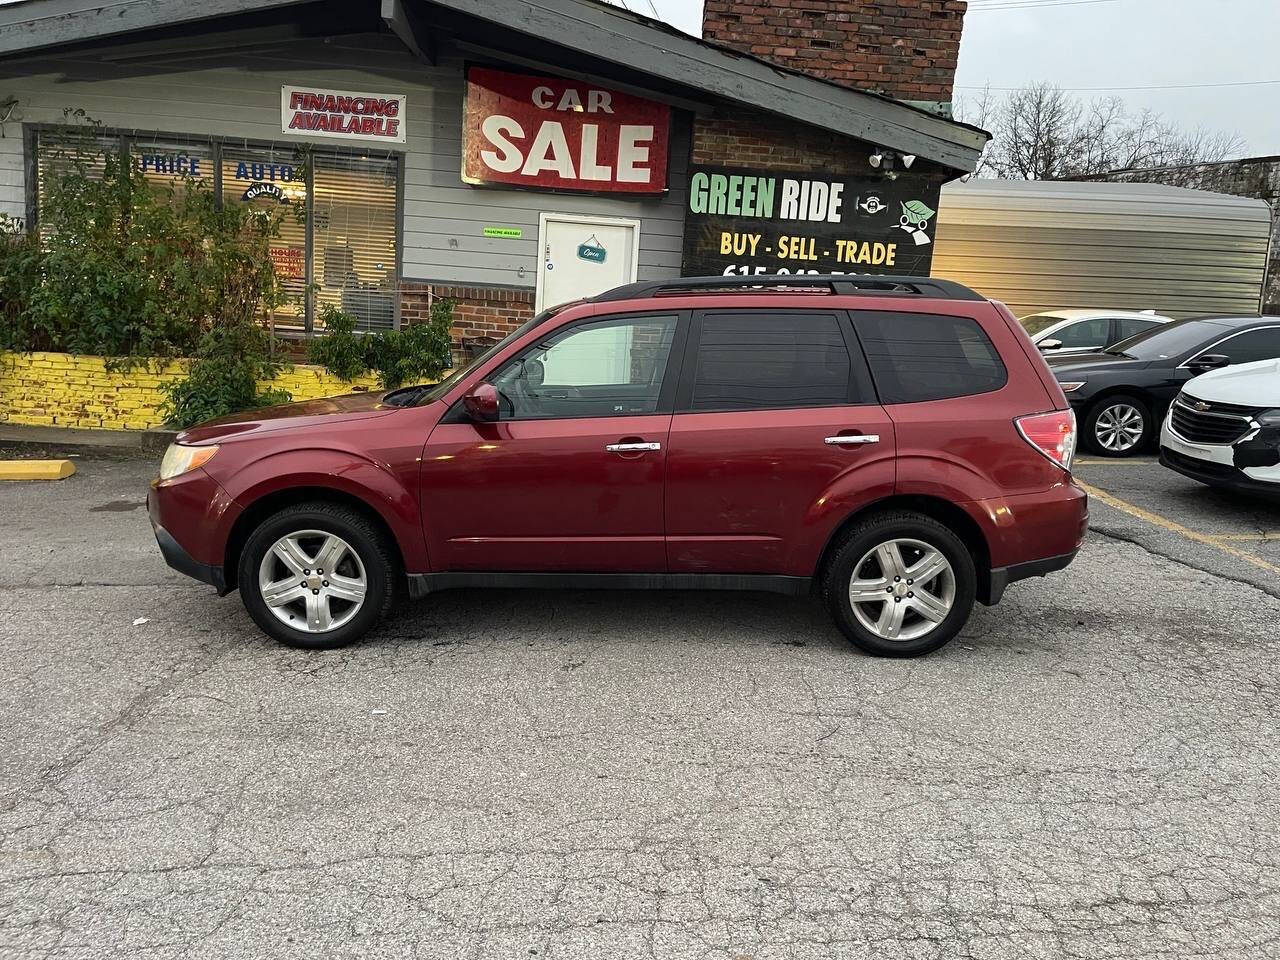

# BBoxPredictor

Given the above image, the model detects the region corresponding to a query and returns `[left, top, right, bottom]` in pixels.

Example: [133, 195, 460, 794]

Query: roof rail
[593, 274, 985, 303]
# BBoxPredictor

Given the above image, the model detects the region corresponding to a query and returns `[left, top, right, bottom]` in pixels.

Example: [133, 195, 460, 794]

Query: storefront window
[33, 127, 402, 336]
[221, 144, 309, 331]
[313, 152, 399, 332]
[132, 137, 215, 199]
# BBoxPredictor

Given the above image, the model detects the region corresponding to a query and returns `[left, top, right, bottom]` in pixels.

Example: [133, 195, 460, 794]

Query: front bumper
[1159, 418, 1280, 497]
[151, 519, 227, 591]
[147, 468, 240, 593]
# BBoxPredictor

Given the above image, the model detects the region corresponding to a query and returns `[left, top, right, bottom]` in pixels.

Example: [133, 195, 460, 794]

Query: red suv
[149, 276, 1086, 657]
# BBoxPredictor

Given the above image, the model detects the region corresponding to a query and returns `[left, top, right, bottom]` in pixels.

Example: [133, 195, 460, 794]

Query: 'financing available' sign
[281, 85, 408, 144]
[462, 66, 671, 195]
[682, 164, 941, 277]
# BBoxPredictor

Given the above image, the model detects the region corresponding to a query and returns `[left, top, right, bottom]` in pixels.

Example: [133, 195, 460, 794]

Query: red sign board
[462, 66, 670, 195]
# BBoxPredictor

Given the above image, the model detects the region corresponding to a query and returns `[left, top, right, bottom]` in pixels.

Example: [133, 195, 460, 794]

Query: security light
[869, 152, 883, 168]
[901, 154, 916, 169]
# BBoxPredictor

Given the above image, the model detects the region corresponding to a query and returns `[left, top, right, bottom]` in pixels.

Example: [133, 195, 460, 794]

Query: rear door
[664, 309, 894, 577]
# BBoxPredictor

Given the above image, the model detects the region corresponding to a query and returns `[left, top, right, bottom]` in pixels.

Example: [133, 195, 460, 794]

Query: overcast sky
[611, 0, 1278, 158]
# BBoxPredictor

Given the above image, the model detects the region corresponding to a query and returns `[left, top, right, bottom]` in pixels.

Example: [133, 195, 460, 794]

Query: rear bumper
[965, 479, 1088, 604]
[986, 550, 1078, 605]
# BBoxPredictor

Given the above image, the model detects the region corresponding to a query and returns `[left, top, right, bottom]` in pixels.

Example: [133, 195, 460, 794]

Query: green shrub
[366, 297, 455, 390]
[307, 305, 367, 381]
[0, 216, 43, 351]
[161, 321, 290, 429]
[13, 116, 293, 366]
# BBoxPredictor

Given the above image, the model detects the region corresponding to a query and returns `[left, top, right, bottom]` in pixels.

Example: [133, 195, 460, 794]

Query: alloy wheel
[1094, 403, 1145, 453]
[848, 538, 956, 641]
[257, 529, 368, 633]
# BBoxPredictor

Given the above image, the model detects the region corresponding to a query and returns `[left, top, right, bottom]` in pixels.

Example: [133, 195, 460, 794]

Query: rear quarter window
[854, 311, 1008, 404]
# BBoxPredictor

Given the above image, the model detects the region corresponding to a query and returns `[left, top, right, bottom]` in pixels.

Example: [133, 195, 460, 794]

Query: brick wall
[692, 110, 950, 181]
[400, 282, 535, 359]
[702, 0, 967, 104]
[0, 352, 380, 431]
[1087, 157, 1280, 312]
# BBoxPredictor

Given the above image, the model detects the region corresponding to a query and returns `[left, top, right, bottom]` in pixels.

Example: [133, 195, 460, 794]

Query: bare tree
[956, 83, 1245, 180]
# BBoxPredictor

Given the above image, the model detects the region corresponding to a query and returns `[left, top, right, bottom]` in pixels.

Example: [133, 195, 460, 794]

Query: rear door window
[854, 311, 1007, 404]
[1055, 317, 1110, 348]
[686, 311, 864, 411]
[1115, 318, 1158, 340]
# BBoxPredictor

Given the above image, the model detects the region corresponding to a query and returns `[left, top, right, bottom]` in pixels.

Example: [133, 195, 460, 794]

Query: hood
[1045, 351, 1149, 377]
[1185, 358, 1280, 407]
[178, 390, 399, 444]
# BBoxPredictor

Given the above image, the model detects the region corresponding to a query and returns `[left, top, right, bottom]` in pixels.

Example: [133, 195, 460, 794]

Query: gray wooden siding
[0, 33, 688, 288]
[933, 179, 1273, 319]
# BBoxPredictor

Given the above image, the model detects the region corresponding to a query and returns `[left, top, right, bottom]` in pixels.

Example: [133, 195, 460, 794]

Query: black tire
[1083, 394, 1152, 457]
[822, 511, 977, 658]
[238, 501, 400, 650]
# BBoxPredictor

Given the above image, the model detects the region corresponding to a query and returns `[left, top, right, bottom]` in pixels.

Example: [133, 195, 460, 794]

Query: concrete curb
[0, 424, 176, 461]
[0, 459, 77, 481]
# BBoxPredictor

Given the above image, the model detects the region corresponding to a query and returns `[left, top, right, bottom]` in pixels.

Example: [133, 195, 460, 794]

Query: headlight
[1255, 409, 1280, 427]
[1058, 381, 1086, 394]
[158, 443, 219, 481]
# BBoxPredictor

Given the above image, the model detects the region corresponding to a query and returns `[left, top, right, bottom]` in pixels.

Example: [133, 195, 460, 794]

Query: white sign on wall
[280, 85, 408, 144]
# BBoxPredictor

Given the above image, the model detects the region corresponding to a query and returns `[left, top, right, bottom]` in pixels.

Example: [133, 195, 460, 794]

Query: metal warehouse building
[0, 0, 988, 347]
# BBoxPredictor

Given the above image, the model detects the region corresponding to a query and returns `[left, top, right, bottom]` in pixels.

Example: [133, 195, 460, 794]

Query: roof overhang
[0, 0, 990, 173]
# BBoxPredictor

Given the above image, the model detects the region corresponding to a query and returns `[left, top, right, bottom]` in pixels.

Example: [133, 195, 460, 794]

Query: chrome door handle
[606, 442, 661, 452]
[825, 435, 879, 445]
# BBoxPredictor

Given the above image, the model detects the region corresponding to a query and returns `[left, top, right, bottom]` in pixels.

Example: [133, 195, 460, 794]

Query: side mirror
[1189, 354, 1231, 372]
[1038, 338, 1063, 352]
[462, 382, 499, 422]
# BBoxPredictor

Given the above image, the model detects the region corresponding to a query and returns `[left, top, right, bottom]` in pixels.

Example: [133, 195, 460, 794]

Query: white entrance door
[536, 212, 641, 313]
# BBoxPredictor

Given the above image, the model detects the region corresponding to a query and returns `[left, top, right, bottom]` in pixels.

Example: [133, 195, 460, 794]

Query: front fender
[216, 447, 428, 572]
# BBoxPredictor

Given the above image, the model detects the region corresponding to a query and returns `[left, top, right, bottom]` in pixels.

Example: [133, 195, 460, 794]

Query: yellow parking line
[1074, 458, 1155, 465]
[1214, 533, 1280, 542]
[1077, 480, 1280, 577]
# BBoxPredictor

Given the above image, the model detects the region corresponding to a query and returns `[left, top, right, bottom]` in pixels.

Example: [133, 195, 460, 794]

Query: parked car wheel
[823, 511, 977, 657]
[1084, 394, 1152, 457]
[238, 501, 399, 650]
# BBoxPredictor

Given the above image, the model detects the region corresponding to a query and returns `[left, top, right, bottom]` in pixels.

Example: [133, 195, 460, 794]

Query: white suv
[1160, 358, 1280, 496]
[1022, 309, 1173, 356]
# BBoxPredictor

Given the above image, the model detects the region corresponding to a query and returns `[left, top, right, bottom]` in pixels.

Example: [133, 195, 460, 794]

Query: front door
[422, 311, 683, 572]
[664, 309, 895, 577]
[537, 212, 640, 312]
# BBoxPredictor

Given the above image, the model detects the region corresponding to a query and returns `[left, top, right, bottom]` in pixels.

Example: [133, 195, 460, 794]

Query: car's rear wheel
[1085, 394, 1151, 457]
[823, 511, 977, 657]
[238, 501, 399, 650]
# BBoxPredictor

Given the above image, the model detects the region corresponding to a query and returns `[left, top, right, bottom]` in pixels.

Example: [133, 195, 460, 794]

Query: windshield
[1105, 318, 1230, 361]
[412, 309, 557, 406]
[1021, 314, 1067, 337]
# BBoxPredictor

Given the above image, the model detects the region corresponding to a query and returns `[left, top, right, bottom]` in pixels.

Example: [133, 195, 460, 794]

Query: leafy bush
[308, 297, 455, 391]
[0, 216, 43, 351]
[11, 116, 293, 365]
[161, 321, 290, 429]
[306, 305, 368, 381]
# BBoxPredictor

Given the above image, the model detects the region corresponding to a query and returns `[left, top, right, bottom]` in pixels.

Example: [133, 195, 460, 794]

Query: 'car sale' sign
[462, 67, 670, 195]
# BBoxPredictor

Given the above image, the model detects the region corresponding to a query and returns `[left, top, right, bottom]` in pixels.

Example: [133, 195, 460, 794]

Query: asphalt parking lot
[2, 454, 1279, 960]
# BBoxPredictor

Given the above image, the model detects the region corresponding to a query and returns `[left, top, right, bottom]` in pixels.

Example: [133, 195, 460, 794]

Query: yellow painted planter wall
[0, 352, 381, 431]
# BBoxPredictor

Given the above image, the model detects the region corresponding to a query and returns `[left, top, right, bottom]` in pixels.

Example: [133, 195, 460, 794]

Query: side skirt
[405, 571, 813, 600]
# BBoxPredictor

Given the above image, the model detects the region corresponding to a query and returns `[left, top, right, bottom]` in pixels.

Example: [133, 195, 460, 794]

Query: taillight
[1016, 409, 1077, 471]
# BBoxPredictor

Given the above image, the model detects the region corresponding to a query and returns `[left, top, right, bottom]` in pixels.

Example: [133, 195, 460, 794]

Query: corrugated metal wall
[932, 179, 1273, 319]
[0, 33, 688, 289]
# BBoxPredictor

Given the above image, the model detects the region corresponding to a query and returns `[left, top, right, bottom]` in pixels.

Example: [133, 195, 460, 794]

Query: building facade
[1083, 157, 1280, 313]
[0, 0, 987, 351]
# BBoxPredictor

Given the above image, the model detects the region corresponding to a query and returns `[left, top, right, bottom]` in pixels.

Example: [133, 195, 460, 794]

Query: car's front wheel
[823, 511, 977, 657]
[238, 501, 399, 650]
[1085, 394, 1152, 456]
